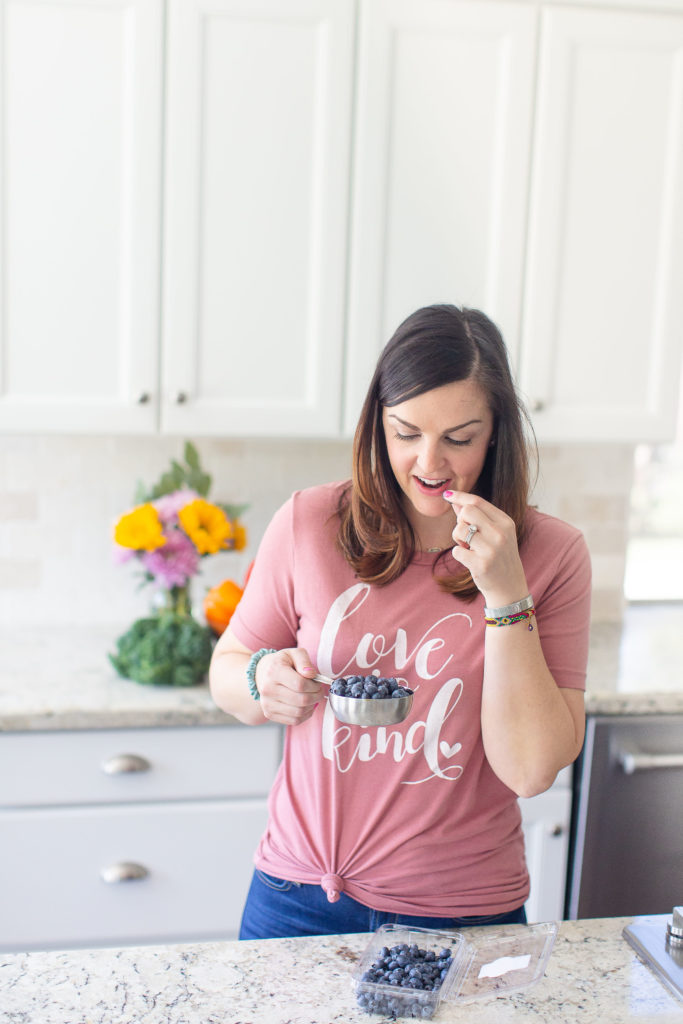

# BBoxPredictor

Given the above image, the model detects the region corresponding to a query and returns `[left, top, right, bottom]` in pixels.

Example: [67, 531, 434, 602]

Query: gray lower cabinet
[0, 725, 282, 951]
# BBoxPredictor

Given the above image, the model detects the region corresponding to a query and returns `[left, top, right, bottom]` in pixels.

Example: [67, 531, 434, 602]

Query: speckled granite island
[1, 917, 682, 1023]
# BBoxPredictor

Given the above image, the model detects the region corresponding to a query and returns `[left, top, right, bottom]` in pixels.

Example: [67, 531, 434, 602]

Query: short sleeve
[229, 495, 300, 653]
[524, 515, 592, 691]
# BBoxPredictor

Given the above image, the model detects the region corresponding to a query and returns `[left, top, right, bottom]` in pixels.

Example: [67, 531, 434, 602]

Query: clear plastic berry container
[351, 922, 558, 1018]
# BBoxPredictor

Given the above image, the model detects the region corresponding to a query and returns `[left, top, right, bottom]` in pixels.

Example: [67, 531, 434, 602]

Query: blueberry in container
[321, 674, 414, 726]
[351, 922, 558, 1018]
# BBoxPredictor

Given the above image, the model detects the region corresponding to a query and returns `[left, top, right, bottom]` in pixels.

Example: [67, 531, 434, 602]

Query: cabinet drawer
[0, 798, 268, 950]
[0, 726, 281, 808]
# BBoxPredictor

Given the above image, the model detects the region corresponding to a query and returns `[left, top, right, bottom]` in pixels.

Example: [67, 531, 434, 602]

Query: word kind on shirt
[318, 582, 472, 784]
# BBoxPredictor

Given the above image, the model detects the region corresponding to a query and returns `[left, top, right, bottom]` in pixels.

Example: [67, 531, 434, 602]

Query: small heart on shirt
[440, 740, 462, 758]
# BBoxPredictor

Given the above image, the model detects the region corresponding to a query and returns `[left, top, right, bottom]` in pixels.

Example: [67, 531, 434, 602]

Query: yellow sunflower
[114, 503, 166, 551]
[178, 499, 233, 555]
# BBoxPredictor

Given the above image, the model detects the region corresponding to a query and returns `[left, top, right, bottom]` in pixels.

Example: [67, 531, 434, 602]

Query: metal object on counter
[667, 906, 683, 953]
[623, 907, 683, 999]
[313, 674, 414, 726]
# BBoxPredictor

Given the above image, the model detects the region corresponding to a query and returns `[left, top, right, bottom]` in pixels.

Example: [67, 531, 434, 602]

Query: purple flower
[141, 527, 199, 588]
[153, 489, 200, 525]
[113, 544, 136, 565]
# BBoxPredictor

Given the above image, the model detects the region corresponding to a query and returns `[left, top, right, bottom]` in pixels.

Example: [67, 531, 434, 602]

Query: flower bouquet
[109, 442, 247, 686]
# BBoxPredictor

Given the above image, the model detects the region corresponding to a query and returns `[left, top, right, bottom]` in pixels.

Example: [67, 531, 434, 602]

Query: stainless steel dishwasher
[566, 713, 683, 919]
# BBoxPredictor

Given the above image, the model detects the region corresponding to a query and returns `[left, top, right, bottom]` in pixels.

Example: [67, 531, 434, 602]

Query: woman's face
[381, 378, 495, 544]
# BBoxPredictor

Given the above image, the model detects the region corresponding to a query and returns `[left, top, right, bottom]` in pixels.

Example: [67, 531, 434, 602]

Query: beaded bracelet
[485, 609, 535, 631]
[246, 647, 277, 700]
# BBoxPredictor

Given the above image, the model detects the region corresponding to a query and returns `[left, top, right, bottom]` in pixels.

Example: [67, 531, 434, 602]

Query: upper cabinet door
[162, 0, 354, 437]
[344, 0, 538, 434]
[520, 6, 683, 442]
[0, 0, 162, 433]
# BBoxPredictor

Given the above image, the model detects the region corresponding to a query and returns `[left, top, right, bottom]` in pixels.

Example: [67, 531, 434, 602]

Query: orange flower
[231, 521, 248, 551]
[203, 579, 244, 635]
[178, 499, 232, 555]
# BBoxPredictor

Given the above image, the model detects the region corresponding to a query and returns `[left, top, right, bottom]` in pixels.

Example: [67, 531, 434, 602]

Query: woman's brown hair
[337, 304, 536, 598]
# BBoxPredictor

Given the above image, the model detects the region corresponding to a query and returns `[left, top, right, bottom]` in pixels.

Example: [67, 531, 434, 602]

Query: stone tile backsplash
[0, 436, 634, 625]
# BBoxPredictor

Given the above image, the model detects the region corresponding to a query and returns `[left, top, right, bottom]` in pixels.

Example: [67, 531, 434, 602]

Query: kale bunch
[109, 613, 214, 687]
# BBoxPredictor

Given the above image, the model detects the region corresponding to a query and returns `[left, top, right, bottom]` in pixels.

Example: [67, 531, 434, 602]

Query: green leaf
[130, 440, 217, 503]
[195, 470, 212, 497]
[184, 441, 201, 470]
[220, 502, 250, 519]
[170, 461, 186, 486]
[133, 480, 149, 504]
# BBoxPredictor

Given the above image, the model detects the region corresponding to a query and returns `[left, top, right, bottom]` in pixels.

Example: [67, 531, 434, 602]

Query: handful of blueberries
[356, 941, 453, 1018]
[329, 675, 413, 700]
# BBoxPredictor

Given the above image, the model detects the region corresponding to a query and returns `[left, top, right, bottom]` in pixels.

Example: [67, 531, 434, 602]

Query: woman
[209, 304, 591, 939]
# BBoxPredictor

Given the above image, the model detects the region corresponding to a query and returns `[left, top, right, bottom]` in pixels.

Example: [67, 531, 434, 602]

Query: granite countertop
[0, 625, 229, 731]
[1, 612, 682, 732]
[1, 917, 682, 1023]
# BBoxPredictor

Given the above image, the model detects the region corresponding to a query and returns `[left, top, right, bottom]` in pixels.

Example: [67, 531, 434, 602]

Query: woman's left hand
[442, 490, 528, 608]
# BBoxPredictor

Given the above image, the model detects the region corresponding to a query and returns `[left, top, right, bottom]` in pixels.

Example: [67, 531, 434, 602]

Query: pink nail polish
[443, 490, 454, 499]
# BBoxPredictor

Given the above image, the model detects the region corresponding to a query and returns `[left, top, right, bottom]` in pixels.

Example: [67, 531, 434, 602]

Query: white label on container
[478, 954, 531, 979]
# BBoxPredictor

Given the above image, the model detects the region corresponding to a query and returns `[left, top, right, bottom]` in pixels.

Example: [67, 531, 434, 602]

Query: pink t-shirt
[230, 481, 591, 915]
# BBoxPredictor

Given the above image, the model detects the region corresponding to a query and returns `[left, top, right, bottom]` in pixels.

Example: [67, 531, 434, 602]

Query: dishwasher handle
[619, 751, 683, 774]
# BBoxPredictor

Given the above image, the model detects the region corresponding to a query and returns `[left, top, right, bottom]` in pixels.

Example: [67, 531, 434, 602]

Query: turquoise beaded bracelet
[246, 648, 277, 700]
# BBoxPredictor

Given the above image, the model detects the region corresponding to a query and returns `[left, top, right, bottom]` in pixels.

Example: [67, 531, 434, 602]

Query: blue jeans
[239, 869, 527, 939]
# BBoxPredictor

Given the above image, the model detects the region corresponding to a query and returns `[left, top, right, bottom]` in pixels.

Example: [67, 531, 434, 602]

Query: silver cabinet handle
[619, 752, 683, 774]
[101, 753, 151, 775]
[137, 391, 151, 404]
[174, 390, 188, 404]
[101, 862, 149, 884]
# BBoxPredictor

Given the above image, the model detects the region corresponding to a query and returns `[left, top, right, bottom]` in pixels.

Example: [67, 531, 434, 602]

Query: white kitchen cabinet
[344, 0, 538, 433]
[519, 5, 683, 442]
[0, 0, 354, 437]
[0, 724, 282, 951]
[0, 0, 163, 434]
[519, 766, 573, 923]
[3, 0, 683, 442]
[344, 0, 683, 443]
[162, 0, 355, 436]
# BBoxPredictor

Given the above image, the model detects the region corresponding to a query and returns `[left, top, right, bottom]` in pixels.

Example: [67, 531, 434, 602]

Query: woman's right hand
[252, 647, 322, 726]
